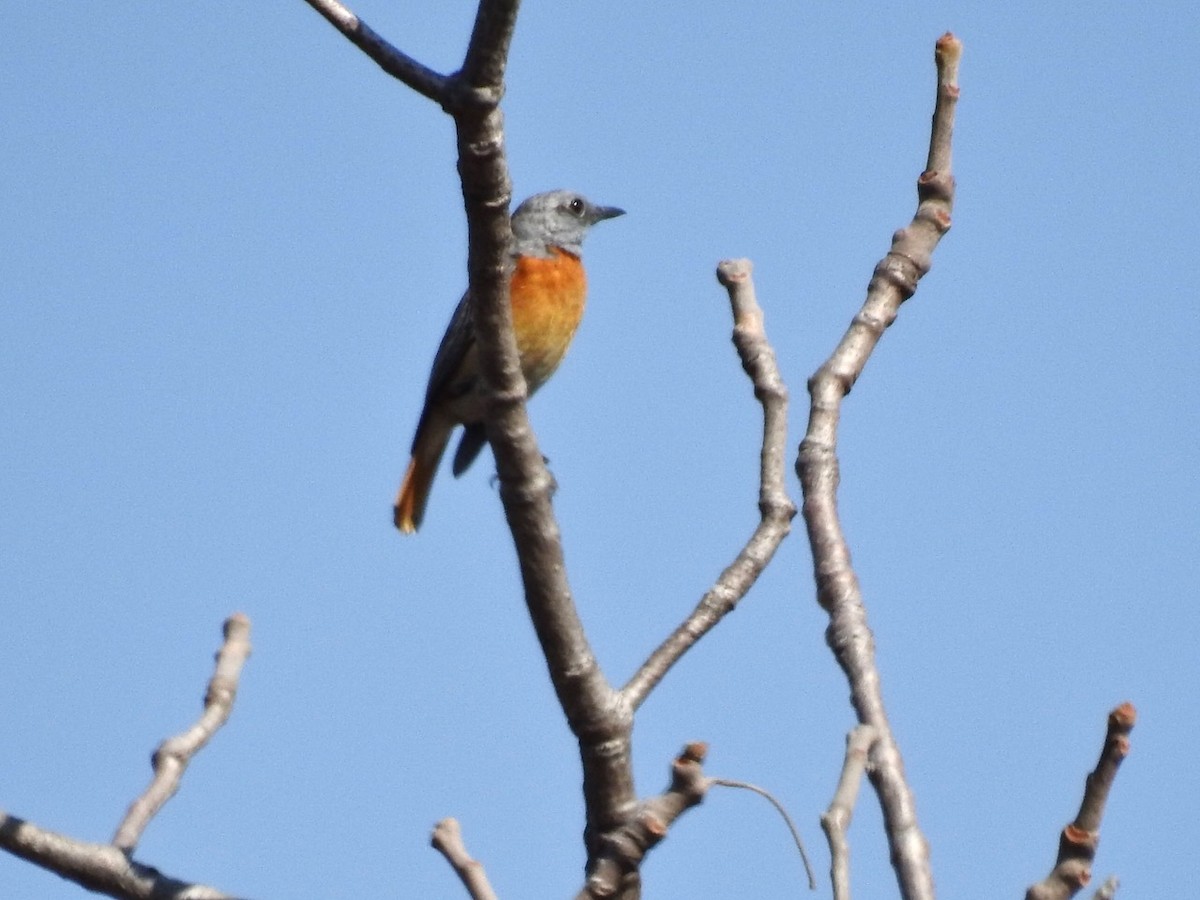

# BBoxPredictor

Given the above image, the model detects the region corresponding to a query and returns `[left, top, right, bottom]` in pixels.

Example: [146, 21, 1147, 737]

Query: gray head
[511, 190, 625, 258]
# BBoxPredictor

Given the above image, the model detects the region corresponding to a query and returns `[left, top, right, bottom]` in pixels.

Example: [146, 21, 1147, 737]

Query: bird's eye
[568, 197, 586, 216]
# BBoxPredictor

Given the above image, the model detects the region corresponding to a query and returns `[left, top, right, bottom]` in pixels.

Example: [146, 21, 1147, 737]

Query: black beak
[591, 204, 626, 222]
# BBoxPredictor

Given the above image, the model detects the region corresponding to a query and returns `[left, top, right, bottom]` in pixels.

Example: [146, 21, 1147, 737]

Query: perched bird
[394, 190, 624, 533]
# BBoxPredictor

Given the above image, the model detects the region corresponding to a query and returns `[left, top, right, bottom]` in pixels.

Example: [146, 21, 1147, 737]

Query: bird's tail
[394, 417, 453, 534]
[394, 457, 434, 533]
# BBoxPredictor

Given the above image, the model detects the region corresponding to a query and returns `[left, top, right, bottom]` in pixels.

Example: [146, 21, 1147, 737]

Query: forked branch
[0, 614, 252, 899]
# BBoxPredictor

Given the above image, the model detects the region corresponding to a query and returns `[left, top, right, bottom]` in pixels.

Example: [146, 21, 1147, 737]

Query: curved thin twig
[710, 776, 816, 890]
[796, 33, 961, 900]
[623, 260, 795, 709]
[113, 613, 253, 851]
[1025, 704, 1136, 900]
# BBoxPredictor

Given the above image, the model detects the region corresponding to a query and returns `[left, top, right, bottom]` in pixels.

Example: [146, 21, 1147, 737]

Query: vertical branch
[448, 0, 635, 870]
[305, 0, 633, 883]
[796, 33, 961, 900]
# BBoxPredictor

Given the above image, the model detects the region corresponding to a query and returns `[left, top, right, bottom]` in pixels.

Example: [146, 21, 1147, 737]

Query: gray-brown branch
[450, 0, 638, 875]
[306, 6, 808, 898]
[1025, 704, 1136, 900]
[583, 261, 796, 895]
[622, 260, 795, 709]
[796, 33, 961, 900]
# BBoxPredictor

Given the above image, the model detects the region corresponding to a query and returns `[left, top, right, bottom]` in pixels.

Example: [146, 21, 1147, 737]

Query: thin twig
[432, 819, 500, 900]
[112, 613, 253, 852]
[821, 724, 877, 900]
[796, 33, 961, 900]
[300, 0, 450, 102]
[710, 777, 816, 890]
[1025, 704, 1135, 900]
[623, 260, 795, 709]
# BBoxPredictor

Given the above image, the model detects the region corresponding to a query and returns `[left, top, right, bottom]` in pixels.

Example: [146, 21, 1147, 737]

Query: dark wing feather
[423, 291, 477, 404]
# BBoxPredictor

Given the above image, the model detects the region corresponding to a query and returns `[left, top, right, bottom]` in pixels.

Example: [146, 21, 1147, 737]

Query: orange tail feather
[394, 456, 435, 533]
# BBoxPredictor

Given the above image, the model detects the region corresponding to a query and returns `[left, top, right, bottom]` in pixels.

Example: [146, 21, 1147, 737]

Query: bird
[394, 190, 624, 533]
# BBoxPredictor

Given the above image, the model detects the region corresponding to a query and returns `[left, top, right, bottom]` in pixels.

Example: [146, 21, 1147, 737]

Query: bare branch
[444, 1, 638, 871]
[432, 819, 500, 900]
[623, 260, 795, 708]
[301, 0, 450, 102]
[0, 812, 239, 900]
[709, 777, 816, 890]
[796, 33, 961, 900]
[1, 614, 252, 896]
[580, 743, 711, 900]
[303, 0, 631, 877]
[1025, 704, 1136, 900]
[113, 613, 254, 852]
[821, 724, 877, 900]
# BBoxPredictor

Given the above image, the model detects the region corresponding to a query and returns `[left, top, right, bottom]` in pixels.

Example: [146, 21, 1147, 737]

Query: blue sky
[3, 3, 1197, 898]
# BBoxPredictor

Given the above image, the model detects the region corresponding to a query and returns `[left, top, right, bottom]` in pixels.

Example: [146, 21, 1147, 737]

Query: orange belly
[509, 248, 588, 393]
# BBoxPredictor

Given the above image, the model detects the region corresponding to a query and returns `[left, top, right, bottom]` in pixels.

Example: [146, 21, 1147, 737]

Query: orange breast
[509, 248, 588, 393]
